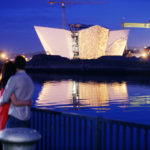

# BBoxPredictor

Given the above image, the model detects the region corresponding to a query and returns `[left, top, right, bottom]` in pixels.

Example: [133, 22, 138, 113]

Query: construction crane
[48, 0, 107, 29]
[122, 21, 150, 57]
[122, 21, 150, 29]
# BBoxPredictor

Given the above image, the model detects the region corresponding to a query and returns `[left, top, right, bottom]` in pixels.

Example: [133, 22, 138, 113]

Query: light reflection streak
[129, 95, 150, 106]
[78, 82, 109, 107]
[107, 82, 128, 101]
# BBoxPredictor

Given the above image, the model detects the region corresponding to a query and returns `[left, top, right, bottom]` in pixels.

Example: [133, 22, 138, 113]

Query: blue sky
[1, 0, 150, 54]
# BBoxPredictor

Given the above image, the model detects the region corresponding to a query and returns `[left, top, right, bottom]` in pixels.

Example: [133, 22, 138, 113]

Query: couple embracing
[0, 55, 34, 129]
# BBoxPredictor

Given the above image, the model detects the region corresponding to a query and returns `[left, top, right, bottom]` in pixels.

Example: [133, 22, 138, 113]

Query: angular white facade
[34, 25, 130, 59]
[106, 29, 129, 56]
[34, 26, 73, 59]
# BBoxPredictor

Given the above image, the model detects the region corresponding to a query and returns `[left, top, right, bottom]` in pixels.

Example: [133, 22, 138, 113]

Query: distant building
[144, 46, 150, 56]
[34, 25, 129, 59]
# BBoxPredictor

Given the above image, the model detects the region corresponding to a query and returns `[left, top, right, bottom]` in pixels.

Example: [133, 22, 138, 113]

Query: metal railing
[31, 107, 150, 150]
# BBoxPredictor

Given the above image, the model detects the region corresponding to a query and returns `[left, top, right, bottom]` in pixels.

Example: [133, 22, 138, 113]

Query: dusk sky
[1, 0, 150, 54]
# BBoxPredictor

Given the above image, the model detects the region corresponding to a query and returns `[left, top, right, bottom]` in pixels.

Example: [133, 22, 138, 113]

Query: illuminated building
[78, 25, 109, 59]
[34, 26, 73, 58]
[106, 30, 129, 56]
[34, 25, 129, 59]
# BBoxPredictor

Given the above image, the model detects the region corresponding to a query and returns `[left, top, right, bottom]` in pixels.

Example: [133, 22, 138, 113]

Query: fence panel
[31, 108, 150, 150]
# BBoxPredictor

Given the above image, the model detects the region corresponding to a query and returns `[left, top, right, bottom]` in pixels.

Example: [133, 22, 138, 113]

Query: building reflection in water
[73, 81, 128, 108]
[37, 80, 129, 109]
[72, 81, 80, 107]
[107, 82, 128, 101]
[36, 81, 72, 107]
[77, 82, 109, 107]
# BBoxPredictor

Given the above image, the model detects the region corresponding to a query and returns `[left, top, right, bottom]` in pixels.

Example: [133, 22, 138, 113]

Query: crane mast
[48, 0, 107, 29]
[62, 0, 66, 29]
[48, 0, 107, 57]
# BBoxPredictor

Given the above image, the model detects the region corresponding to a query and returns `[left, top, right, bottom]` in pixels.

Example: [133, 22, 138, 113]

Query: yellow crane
[122, 21, 150, 28]
[122, 21, 150, 57]
[48, 0, 107, 29]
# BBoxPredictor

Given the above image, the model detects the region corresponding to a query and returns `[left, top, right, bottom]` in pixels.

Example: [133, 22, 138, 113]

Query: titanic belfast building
[34, 24, 129, 59]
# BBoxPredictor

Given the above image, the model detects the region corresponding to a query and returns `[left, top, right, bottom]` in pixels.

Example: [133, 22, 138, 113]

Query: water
[30, 73, 150, 125]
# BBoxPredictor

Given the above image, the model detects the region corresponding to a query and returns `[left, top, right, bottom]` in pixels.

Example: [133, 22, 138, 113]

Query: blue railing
[31, 107, 150, 150]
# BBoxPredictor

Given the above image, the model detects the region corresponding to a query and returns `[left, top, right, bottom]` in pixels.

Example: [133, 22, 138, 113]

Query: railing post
[0, 128, 41, 150]
[96, 117, 102, 150]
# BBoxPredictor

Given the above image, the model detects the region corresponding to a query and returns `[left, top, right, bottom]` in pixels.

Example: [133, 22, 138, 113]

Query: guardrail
[31, 107, 150, 150]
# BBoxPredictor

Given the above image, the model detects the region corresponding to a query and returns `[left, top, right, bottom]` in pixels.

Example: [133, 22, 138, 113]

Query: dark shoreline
[27, 67, 150, 87]
[26, 66, 150, 76]
[26, 54, 150, 77]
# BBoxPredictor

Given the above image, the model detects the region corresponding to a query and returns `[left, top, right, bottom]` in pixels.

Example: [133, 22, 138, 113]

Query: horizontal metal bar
[31, 107, 150, 130]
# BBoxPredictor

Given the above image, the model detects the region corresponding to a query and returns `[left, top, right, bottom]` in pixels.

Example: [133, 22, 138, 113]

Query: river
[30, 73, 150, 125]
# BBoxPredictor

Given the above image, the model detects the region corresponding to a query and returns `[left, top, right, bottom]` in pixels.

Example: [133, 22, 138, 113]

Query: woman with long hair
[0, 61, 32, 129]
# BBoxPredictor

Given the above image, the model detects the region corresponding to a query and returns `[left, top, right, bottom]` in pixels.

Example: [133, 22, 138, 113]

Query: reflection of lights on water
[78, 82, 109, 107]
[107, 82, 128, 102]
[37, 81, 72, 106]
[129, 96, 150, 106]
[36, 80, 129, 110]
[72, 81, 80, 107]
[72, 81, 77, 94]
[95, 107, 110, 111]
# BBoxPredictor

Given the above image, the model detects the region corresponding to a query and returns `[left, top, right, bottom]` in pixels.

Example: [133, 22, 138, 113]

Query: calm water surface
[30, 73, 150, 125]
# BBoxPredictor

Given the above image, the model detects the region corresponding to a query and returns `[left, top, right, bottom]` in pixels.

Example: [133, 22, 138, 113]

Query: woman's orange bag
[0, 88, 10, 130]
